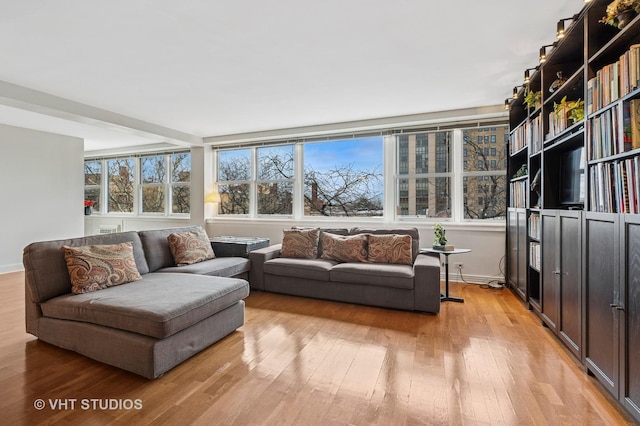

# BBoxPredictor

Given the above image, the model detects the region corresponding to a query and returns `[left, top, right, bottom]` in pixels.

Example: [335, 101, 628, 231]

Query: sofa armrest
[413, 253, 441, 313]
[248, 244, 282, 291]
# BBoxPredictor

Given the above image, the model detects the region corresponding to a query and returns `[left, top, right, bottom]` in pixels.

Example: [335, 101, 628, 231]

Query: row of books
[510, 180, 527, 208]
[529, 213, 540, 240]
[589, 99, 640, 160]
[530, 242, 541, 271]
[510, 122, 529, 153]
[587, 44, 640, 114]
[547, 106, 571, 140]
[530, 115, 543, 154]
[589, 157, 640, 214]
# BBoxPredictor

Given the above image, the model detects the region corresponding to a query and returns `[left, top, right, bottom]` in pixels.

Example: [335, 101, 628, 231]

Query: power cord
[455, 256, 505, 291]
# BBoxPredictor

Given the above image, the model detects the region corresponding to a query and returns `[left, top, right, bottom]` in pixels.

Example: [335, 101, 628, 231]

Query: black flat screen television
[559, 146, 585, 206]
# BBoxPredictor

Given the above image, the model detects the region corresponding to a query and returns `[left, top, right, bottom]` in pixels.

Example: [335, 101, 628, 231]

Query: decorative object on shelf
[549, 71, 567, 93]
[84, 200, 94, 215]
[554, 96, 585, 124]
[600, 0, 640, 28]
[432, 223, 454, 251]
[524, 88, 541, 109]
[514, 164, 528, 179]
[531, 169, 541, 208]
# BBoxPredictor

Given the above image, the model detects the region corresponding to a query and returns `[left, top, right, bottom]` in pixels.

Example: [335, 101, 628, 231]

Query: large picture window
[84, 151, 191, 216]
[212, 121, 507, 222]
[303, 138, 383, 217]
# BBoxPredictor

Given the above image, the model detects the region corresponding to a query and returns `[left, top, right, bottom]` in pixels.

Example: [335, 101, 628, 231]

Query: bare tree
[304, 163, 383, 216]
[107, 159, 134, 213]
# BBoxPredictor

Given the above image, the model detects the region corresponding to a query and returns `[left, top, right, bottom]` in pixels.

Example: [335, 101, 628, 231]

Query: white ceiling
[0, 0, 583, 151]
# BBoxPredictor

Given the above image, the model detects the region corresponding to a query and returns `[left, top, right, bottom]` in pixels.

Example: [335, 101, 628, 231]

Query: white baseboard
[441, 271, 505, 285]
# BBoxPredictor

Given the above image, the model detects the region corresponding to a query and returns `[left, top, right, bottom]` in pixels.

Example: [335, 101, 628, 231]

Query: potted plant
[554, 96, 585, 124]
[433, 224, 453, 251]
[524, 88, 541, 109]
[600, 0, 640, 28]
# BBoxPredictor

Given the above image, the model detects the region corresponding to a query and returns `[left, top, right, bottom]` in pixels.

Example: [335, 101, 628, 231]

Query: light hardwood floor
[0, 271, 635, 425]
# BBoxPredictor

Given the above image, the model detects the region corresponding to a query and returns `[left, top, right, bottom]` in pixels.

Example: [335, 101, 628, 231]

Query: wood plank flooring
[0, 271, 635, 425]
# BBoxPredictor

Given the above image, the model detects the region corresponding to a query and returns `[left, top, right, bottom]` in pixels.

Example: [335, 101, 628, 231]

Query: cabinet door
[622, 216, 640, 422]
[558, 212, 582, 359]
[585, 213, 619, 397]
[541, 211, 559, 332]
[517, 210, 528, 298]
[507, 210, 519, 292]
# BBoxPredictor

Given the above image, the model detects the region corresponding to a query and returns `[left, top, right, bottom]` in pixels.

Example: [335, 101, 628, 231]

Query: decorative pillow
[320, 233, 368, 263]
[281, 228, 320, 259]
[62, 241, 142, 295]
[167, 229, 215, 266]
[367, 234, 413, 265]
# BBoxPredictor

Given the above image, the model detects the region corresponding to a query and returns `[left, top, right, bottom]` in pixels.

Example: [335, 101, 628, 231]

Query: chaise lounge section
[23, 226, 250, 379]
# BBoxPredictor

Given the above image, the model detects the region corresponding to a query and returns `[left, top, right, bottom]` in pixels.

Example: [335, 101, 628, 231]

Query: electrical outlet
[454, 262, 463, 269]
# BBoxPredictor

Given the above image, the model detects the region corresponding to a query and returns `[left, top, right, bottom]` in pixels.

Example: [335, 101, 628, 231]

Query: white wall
[206, 219, 505, 284]
[0, 124, 84, 273]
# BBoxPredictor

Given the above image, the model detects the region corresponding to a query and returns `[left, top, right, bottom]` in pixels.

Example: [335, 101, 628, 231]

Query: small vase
[84, 206, 92, 215]
[616, 10, 636, 29]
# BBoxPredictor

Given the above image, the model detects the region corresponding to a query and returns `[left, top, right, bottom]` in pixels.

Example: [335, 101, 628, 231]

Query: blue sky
[304, 137, 383, 173]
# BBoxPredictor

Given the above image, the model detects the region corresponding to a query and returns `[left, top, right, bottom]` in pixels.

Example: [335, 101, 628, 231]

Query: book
[630, 99, 640, 150]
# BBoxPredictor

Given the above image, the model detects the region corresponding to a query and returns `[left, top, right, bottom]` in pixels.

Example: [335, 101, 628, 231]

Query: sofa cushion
[157, 257, 250, 277]
[264, 257, 337, 281]
[281, 228, 320, 259]
[40, 273, 249, 339]
[294, 227, 350, 257]
[320, 233, 368, 263]
[62, 242, 142, 294]
[168, 229, 215, 266]
[351, 227, 420, 260]
[330, 262, 414, 289]
[367, 234, 413, 265]
[138, 226, 207, 272]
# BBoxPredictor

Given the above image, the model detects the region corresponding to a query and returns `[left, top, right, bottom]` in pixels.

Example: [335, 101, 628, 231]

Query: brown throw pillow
[62, 241, 142, 295]
[320, 233, 368, 263]
[367, 234, 413, 265]
[281, 228, 320, 259]
[167, 229, 215, 266]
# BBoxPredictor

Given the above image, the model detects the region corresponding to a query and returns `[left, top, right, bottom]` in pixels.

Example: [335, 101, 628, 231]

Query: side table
[421, 248, 471, 303]
[210, 236, 270, 258]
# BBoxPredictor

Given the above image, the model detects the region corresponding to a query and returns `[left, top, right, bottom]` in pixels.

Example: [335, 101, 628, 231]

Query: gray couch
[249, 227, 441, 313]
[23, 226, 250, 379]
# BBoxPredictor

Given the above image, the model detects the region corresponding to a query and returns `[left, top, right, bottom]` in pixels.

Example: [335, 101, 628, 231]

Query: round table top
[420, 247, 471, 255]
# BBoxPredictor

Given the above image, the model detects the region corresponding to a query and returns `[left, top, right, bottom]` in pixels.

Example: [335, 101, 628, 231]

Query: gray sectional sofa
[23, 226, 250, 379]
[249, 227, 442, 313]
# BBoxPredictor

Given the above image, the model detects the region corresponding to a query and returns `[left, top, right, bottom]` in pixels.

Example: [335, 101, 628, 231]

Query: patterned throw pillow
[367, 234, 413, 265]
[167, 229, 216, 266]
[62, 241, 142, 295]
[320, 233, 368, 263]
[281, 228, 320, 259]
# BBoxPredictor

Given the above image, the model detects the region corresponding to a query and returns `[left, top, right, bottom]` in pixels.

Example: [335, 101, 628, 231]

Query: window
[107, 158, 134, 213]
[257, 145, 294, 215]
[395, 131, 451, 218]
[304, 138, 383, 217]
[141, 155, 166, 213]
[84, 161, 101, 213]
[171, 153, 191, 214]
[217, 149, 251, 214]
[84, 151, 191, 216]
[462, 126, 508, 219]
